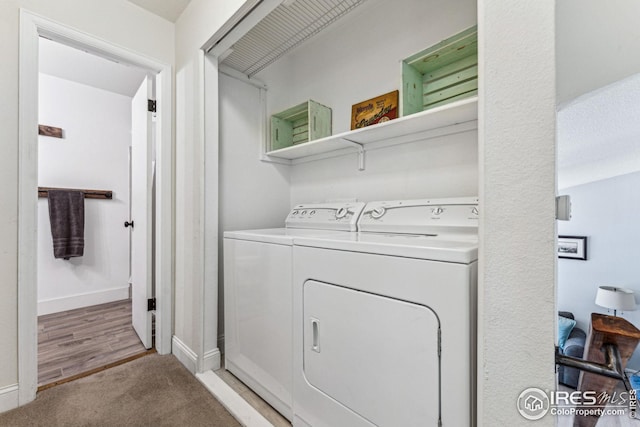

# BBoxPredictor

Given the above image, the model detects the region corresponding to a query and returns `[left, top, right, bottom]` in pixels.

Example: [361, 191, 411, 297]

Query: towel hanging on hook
[47, 190, 85, 260]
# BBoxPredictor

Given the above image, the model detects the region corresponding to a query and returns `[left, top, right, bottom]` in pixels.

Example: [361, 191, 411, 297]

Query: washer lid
[224, 228, 352, 245]
[294, 232, 478, 263]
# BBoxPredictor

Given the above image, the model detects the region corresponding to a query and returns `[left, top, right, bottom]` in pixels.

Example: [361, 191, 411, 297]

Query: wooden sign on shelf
[39, 125, 63, 138]
[351, 90, 399, 130]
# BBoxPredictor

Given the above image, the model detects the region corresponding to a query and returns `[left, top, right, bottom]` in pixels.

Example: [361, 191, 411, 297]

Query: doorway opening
[36, 37, 154, 388]
[19, 10, 173, 405]
[555, 74, 640, 425]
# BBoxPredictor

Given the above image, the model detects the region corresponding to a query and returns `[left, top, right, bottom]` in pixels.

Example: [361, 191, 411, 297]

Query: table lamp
[595, 286, 637, 317]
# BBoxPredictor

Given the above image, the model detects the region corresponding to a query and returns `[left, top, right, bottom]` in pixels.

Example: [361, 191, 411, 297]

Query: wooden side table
[574, 313, 640, 427]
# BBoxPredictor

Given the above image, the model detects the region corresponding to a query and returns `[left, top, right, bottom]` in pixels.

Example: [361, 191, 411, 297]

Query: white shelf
[265, 97, 478, 161]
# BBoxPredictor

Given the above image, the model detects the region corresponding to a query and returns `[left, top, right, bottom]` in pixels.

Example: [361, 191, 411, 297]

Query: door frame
[18, 10, 173, 405]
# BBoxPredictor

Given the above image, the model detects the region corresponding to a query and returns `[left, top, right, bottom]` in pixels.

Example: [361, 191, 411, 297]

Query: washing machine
[223, 202, 365, 420]
[291, 197, 479, 427]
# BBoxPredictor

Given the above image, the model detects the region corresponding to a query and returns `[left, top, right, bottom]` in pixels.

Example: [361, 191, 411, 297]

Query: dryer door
[303, 280, 441, 427]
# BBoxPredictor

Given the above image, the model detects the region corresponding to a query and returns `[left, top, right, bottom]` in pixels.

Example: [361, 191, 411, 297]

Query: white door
[130, 76, 153, 349]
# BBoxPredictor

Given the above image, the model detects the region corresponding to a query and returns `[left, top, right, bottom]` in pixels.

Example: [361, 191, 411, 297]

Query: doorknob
[124, 221, 134, 228]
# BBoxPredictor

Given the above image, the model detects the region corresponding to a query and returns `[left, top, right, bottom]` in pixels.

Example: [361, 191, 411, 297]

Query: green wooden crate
[401, 25, 478, 116]
[270, 100, 332, 151]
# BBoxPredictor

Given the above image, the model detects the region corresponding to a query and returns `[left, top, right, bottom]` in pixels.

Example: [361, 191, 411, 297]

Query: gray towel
[48, 190, 85, 260]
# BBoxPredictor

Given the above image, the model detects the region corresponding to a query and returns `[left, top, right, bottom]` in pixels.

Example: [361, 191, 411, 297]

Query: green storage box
[270, 100, 332, 151]
[401, 25, 478, 116]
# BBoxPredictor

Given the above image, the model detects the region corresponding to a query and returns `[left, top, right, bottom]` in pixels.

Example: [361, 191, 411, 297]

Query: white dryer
[291, 197, 479, 427]
[223, 202, 365, 420]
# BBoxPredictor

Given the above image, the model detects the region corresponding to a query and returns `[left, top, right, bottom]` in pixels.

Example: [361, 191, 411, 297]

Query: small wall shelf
[264, 96, 478, 168]
[402, 26, 478, 116]
[271, 100, 332, 150]
[38, 124, 63, 138]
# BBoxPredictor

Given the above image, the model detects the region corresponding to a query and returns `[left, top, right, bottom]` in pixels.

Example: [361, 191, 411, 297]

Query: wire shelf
[221, 0, 368, 77]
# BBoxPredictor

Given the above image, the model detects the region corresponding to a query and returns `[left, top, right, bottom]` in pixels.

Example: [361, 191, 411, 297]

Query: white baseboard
[0, 384, 19, 414]
[172, 335, 198, 374]
[203, 348, 221, 372]
[38, 286, 129, 315]
[172, 336, 222, 373]
[196, 371, 273, 427]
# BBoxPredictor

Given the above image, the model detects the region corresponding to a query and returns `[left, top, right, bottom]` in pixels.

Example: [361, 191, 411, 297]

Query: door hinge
[147, 298, 156, 311]
[147, 99, 157, 113]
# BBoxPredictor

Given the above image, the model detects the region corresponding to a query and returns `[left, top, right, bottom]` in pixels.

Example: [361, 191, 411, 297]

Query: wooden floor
[38, 299, 148, 388]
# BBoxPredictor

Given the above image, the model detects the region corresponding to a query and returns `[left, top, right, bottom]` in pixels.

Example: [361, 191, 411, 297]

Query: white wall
[256, 0, 478, 204]
[478, 1, 556, 425]
[289, 131, 477, 204]
[39, 37, 148, 98]
[218, 74, 291, 234]
[37, 73, 131, 315]
[0, 0, 173, 408]
[558, 171, 640, 369]
[174, 0, 248, 371]
[218, 73, 291, 348]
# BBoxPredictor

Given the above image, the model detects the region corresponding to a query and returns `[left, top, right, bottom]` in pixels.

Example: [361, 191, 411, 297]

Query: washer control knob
[432, 207, 444, 216]
[310, 210, 316, 216]
[335, 208, 348, 219]
[471, 207, 479, 216]
[292, 210, 299, 215]
[371, 207, 386, 219]
[301, 210, 308, 216]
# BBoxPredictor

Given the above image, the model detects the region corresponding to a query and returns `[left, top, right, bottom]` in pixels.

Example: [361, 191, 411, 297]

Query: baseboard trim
[226, 358, 291, 419]
[38, 286, 129, 316]
[0, 383, 19, 414]
[203, 348, 221, 372]
[172, 335, 197, 374]
[196, 371, 273, 427]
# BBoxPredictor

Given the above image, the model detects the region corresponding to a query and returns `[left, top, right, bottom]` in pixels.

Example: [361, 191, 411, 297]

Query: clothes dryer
[223, 202, 365, 420]
[291, 198, 479, 427]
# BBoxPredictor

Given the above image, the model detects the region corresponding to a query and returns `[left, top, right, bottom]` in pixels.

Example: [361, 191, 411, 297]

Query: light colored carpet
[0, 354, 241, 427]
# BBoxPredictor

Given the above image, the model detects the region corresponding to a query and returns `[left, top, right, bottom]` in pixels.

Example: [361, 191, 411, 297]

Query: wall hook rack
[38, 187, 113, 199]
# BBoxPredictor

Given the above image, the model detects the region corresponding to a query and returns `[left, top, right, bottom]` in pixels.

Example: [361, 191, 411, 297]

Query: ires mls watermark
[517, 387, 637, 420]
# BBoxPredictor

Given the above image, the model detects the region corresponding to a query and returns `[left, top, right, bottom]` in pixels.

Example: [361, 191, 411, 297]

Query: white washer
[292, 197, 479, 427]
[223, 202, 365, 420]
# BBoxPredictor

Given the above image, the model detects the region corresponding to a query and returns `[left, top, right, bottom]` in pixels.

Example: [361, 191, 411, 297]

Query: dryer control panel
[359, 197, 479, 236]
[286, 202, 366, 231]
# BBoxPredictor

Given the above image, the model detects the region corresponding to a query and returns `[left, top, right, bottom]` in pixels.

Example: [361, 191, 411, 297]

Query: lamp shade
[595, 286, 637, 312]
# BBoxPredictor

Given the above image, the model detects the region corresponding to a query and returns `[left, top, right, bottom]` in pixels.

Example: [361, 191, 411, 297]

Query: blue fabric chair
[558, 311, 586, 388]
